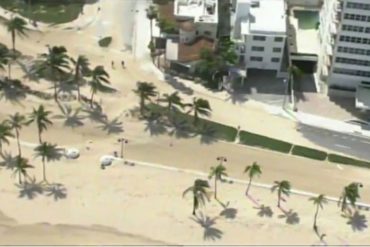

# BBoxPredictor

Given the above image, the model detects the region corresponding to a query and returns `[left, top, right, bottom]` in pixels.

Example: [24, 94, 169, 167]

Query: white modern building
[231, 0, 288, 78]
[318, 0, 370, 109]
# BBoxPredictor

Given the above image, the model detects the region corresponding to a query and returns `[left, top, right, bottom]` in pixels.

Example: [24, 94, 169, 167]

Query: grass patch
[328, 154, 370, 168]
[292, 145, 327, 161]
[98, 37, 112, 47]
[239, 131, 292, 153]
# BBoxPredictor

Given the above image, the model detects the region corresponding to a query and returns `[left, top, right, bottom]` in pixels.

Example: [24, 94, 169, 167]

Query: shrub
[239, 131, 293, 153]
[98, 37, 112, 47]
[292, 145, 327, 160]
[328, 154, 370, 168]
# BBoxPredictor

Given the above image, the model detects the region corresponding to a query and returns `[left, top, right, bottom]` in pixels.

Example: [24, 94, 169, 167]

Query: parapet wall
[287, 0, 322, 8]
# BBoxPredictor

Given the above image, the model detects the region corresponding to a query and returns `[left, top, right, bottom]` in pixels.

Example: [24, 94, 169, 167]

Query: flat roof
[249, 0, 286, 34]
[174, 0, 218, 23]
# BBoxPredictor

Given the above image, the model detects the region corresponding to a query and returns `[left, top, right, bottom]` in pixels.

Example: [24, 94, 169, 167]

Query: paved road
[298, 124, 370, 160]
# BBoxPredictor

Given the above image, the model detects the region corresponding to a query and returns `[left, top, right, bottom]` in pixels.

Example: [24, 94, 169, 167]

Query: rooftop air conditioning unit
[251, 0, 259, 7]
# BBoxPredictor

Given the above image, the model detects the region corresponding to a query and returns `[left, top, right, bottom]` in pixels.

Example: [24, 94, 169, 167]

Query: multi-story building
[231, 0, 288, 78]
[165, 0, 218, 67]
[319, 0, 370, 109]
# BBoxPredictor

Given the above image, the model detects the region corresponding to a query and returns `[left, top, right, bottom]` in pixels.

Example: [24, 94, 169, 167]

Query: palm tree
[37, 46, 70, 101]
[209, 164, 227, 200]
[6, 16, 27, 53]
[7, 113, 27, 156]
[71, 55, 90, 101]
[183, 179, 210, 216]
[309, 194, 327, 232]
[271, 180, 291, 208]
[133, 81, 157, 116]
[34, 142, 61, 182]
[0, 121, 14, 154]
[13, 155, 33, 184]
[339, 182, 363, 212]
[159, 91, 183, 113]
[27, 105, 53, 143]
[244, 162, 262, 195]
[89, 65, 110, 108]
[146, 5, 158, 42]
[187, 98, 212, 125]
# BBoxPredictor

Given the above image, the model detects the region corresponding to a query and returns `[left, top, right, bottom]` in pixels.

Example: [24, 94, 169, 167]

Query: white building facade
[319, 0, 370, 90]
[231, 0, 288, 77]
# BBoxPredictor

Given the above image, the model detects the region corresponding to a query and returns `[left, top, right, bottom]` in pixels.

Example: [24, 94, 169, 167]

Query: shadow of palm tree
[168, 117, 193, 139]
[54, 104, 85, 128]
[254, 204, 273, 218]
[191, 213, 223, 241]
[16, 177, 44, 200]
[0, 152, 17, 170]
[144, 117, 168, 136]
[98, 117, 124, 135]
[219, 207, 237, 219]
[82, 105, 108, 123]
[346, 211, 368, 232]
[0, 79, 27, 104]
[45, 183, 67, 201]
[225, 91, 249, 105]
[278, 209, 300, 225]
[196, 123, 217, 144]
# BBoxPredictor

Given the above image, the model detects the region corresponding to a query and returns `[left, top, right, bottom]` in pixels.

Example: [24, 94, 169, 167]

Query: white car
[65, 148, 80, 159]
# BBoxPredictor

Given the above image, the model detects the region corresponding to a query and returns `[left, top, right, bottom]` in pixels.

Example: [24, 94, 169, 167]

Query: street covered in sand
[0, 0, 369, 245]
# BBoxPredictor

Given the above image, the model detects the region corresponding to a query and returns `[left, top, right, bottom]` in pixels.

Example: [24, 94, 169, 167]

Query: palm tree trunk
[0, 142, 2, 154]
[313, 204, 319, 231]
[53, 80, 58, 101]
[214, 177, 217, 199]
[193, 111, 198, 125]
[90, 90, 96, 108]
[150, 19, 153, 42]
[7, 62, 11, 79]
[75, 65, 81, 101]
[192, 196, 196, 216]
[38, 129, 42, 144]
[140, 97, 145, 116]
[42, 157, 46, 182]
[18, 171, 22, 184]
[11, 31, 16, 53]
[16, 129, 21, 157]
[277, 191, 281, 208]
[246, 177, 252, 195]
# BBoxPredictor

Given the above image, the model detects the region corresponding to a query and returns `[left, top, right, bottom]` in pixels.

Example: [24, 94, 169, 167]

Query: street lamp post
[216, 156, 227, 166]
[117, 138, 128, 158]
[283, 78, 288, 108]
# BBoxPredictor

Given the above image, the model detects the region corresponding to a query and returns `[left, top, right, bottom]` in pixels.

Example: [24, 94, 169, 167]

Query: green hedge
[239, 131, 293, 153]
[98, 37, 112, 47]
[292, 145, 327, 161]
[328, 154, 370, 168]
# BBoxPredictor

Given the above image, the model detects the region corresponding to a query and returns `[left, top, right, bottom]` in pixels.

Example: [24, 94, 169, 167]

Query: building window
[273, 47, 282, 52]
[347, 2, 370, 10]
[250, 56, 263, 62]
[344, 13, 370, 22]
[274, 37, 284, 42]
[339, 35, 370, 44]
[336, 57, 370, 66]
[342, 24, 364, 33]
[239, 45, 245, 54]
[271, 58, 280, 63]
[253, 36, 266, 41]
[333, 68, 370, 78]
[204, 31, 212, 36]
[251, 46, 264, 51]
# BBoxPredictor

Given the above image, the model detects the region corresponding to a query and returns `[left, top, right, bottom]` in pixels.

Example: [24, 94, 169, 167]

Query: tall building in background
[319, 0, 370, 108]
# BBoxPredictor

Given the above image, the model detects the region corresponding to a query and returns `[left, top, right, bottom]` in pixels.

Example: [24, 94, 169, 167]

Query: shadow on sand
[191, 213, 223, 241]
[16, 177, 67, 201]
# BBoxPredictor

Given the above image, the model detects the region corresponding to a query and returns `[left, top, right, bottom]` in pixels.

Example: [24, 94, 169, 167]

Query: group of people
[111, 60, 125, 69]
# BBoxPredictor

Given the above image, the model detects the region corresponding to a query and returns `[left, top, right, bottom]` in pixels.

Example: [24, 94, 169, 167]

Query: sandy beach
[0, 0, 370, 245]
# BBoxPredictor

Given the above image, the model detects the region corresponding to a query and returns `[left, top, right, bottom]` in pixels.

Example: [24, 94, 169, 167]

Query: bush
[239, 131, 293, 153]
[292, 145, 327, 160]
[98, 37, 112, 47]
[328, 154, 370, 168]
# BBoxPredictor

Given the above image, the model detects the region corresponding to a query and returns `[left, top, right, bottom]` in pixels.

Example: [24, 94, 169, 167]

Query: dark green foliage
[328, 154, 370, 168]
[239, 131, 293, 153]
[291, 145, 327, 161]
[98, 37, 112, 47]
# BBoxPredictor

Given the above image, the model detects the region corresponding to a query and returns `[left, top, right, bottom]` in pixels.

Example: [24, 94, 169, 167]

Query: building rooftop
[174, 0, 218, 23]
[233, 0, 286, 38]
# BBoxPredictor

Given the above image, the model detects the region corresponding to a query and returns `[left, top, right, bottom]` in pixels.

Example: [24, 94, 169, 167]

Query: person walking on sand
[111, 61, 115, 69]
[121, 60, 125, 69]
